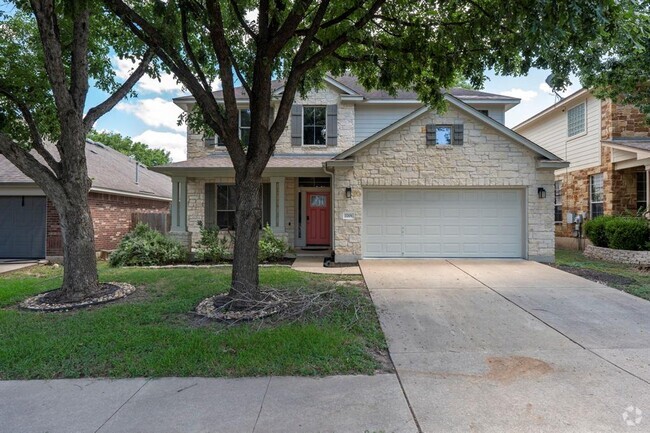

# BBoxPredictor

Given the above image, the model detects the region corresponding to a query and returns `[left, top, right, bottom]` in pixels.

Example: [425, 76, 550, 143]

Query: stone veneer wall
[185, 84, 355, 160]
[186, 177, 296, 247]
[584, 244, 650, 265]
[333, 106, 556, 262]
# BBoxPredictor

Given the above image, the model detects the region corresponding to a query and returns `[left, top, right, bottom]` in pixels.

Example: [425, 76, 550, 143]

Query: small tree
[104, 0, 639, 309]
[0, 1, 157, 301]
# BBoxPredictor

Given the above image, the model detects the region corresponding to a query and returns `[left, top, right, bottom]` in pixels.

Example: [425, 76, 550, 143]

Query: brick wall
[46, 192, 170, 256]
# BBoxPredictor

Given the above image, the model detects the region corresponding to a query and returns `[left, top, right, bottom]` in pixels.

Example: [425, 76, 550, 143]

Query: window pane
[314, 107, 326, 125]
[240, 128, 250, 146]
[303, 106, 326, 145]
[568, 103, 586, 137]
[304, 107, 315, 125]
[436, 126, 452, 145]
[240, 109, 251, 127]
[591, 203, 604, 219]
[217, 185, 229, 209]
[637, 172, 647, 210]
[590, 174, 603, 202]
[217, 211, 235, 230]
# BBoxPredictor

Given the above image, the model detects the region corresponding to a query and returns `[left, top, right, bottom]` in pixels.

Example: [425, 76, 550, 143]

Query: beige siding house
[514, 89, 650, 239]
[154, 75, 566, 263]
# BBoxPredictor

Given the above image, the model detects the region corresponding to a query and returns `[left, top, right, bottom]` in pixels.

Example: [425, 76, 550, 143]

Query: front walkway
[0, 374, 416, 433]
[360, 259, 650, 433]
[291, 256, 361, 275]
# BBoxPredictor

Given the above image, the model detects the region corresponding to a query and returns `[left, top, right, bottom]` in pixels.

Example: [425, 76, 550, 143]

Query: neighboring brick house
[514, 89, 650, 238]
[0, 140, 171, 259]
[154, 75, 566, 263]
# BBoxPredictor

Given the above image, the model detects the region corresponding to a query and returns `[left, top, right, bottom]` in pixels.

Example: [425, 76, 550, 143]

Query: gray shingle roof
[173, 75, 519, 104]
[153, 154, 335, 171]
[0, 140, 172, 200]
[603, 138, 650, 152]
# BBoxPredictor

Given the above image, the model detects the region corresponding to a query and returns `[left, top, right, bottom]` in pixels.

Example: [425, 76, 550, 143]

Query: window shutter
[425, 124, 436, 146]
[204, 183, 217, 228]
[326, 104, 338, 146]
[453, 124, 464, 146]
[205, 135, 216, 147]
[291, 104, 302, 146]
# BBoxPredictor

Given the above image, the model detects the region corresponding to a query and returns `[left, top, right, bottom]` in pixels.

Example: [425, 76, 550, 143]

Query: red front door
[306, 192, 331, 245]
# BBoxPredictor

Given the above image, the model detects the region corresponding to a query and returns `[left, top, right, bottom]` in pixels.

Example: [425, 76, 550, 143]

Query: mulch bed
[554, 265, 635, 287]
[20, 282, 136, 312]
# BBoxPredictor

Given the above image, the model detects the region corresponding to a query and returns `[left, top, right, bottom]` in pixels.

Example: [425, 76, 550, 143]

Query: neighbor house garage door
[0, 196, 46, 259]
[363, 189, 524, 258]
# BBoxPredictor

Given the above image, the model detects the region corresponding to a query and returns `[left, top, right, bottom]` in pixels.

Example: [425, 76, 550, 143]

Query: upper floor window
[213, 109, 251, 147]
[567, 102, 586, 137]
[589, 173, 604, 218]
[435, 126, 453, 146]
[303, 106, 327, 146]
[477, 109, 489, 116]
[554, 180, 563, 223]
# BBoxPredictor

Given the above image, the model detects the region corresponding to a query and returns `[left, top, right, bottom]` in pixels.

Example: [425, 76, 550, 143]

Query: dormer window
[303, 106, 327, 146]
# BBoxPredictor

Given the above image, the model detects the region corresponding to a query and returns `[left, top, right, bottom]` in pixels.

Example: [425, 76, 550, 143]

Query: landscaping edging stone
[584, 245, 650, 266]
[20, 282, 136, 312]
[130, 264, 292, 269]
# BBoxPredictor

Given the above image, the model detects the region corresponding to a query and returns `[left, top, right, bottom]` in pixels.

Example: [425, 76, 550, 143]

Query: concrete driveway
[360, 259, 650, 433]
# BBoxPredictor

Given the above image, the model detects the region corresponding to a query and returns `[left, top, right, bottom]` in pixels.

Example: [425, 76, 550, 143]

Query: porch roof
[603, 138, 650, 170]
[151, 153, 336, 177]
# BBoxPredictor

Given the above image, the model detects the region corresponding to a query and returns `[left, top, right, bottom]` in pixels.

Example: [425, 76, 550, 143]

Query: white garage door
[363, 189, 524, 258]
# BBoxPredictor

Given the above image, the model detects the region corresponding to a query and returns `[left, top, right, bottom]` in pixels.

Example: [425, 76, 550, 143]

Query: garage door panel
[363, 188, 524, 258]
[0, 196, 46, 259]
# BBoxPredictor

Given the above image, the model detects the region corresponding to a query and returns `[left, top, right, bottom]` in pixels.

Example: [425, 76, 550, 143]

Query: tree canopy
[87, 130, 171, 166]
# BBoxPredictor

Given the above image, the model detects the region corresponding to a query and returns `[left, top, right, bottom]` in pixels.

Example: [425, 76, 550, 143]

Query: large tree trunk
[56, 192, 100, 301]
[229, 174, 263, 307]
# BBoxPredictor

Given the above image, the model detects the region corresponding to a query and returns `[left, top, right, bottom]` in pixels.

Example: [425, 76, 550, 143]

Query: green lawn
[555, 248, 650, 301]
[0, 264, 387, 379]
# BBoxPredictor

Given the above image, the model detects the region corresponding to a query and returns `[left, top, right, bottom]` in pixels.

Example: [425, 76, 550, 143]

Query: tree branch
[83, 49, 155, 133]
[69, 6, 91, 110]
[228, 0, 257, 40]
[0, 134, 60, 192]
[0, 87, 61, 174]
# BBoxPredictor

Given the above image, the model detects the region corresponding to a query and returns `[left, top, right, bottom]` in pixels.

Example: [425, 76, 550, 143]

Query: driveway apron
[360, 259, 650, 433]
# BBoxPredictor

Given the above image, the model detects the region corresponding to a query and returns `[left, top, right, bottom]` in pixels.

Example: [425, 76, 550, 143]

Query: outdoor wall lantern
[345, 187, 352, 199]
[538, 187, 547, 199]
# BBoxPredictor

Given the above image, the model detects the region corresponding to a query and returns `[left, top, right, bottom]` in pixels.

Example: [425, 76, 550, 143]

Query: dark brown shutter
[204, 183, 217, 228]
[326, 104, 338, 146]
[291, 105, 302, 146]
[425, 124, 436, 146]
[453, 124, 464, 146]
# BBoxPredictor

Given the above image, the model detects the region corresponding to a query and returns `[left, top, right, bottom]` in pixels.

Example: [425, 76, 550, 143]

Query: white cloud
[133, 130, 187, 162]
[114, 57, 184, 95]
[501, 88, 538, 102]
[116, 97, 185, 133]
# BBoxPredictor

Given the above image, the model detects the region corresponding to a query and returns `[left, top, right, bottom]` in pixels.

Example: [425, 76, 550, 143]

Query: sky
[89, 59, 584, 163]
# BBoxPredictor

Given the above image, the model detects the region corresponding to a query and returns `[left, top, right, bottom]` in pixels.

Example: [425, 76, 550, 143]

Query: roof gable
[335, 93, 564, 163]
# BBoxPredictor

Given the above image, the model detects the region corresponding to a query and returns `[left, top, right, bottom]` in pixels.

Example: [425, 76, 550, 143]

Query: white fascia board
[536, 160, 570, 170]
[90, 187, 172, 202]
[513, 88, 590, 131]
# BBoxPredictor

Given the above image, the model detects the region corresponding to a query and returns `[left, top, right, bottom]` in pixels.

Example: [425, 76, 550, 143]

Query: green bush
[604, 217, 650, 251]
[109, 223, 188, 267]
[258, 224, 289, 262]
[195, 221, 232, 262]
[584, 215, 614, 247]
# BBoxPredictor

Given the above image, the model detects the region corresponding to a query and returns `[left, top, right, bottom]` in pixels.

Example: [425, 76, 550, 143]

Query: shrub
[584, 215, 614, 247]
[109, 223, 188, 267]
[194, 221, 232, 262]
[604, 217, 650, 251]
[258, 224, 289, 262]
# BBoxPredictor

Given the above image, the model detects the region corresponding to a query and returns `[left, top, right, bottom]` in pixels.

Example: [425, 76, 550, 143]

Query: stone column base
[167, 231, 192, 249]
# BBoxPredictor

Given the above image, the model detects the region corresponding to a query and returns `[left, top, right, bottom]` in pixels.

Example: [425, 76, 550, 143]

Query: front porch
[605, 139, 650, 213]
[152, 154, 339, 251]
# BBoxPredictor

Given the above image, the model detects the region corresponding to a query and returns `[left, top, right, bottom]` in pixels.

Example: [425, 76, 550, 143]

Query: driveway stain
[485, 356, 553, 383]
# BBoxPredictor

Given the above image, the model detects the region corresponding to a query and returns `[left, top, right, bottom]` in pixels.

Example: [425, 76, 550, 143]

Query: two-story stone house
[154, 75, 567, 263]
[514, 89, 650, 239]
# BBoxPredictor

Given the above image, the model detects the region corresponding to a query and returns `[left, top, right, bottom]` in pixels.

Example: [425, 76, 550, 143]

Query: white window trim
[567, 101, 587, 139]
[554, 180, 563, 224]
[302, 105, 327, 146]
[215, 108, 250, 147]
[589, 173, 604, 218]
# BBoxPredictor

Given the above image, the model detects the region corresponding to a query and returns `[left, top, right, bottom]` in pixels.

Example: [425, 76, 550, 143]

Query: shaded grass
[555, 248, 650, 301]
[0, 264, 386, 379]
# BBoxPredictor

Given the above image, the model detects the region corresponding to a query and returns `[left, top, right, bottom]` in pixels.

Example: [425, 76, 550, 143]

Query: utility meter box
[567, 212, 575, 224]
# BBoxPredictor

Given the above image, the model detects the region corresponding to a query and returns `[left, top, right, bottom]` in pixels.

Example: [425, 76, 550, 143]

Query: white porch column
[170, 176, 188, 232]
[270, 177, 285, 233]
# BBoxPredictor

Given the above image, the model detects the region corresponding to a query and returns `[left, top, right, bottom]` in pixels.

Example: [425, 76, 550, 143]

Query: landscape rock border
[584, 244, 650, 266]
[20, 282, 136, 312]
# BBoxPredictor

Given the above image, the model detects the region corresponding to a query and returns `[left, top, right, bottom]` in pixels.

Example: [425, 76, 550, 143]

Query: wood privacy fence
[131, 212, 171, 234]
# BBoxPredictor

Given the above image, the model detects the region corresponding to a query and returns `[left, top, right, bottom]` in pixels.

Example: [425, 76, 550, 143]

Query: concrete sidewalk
[0, 374, 416, 433]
